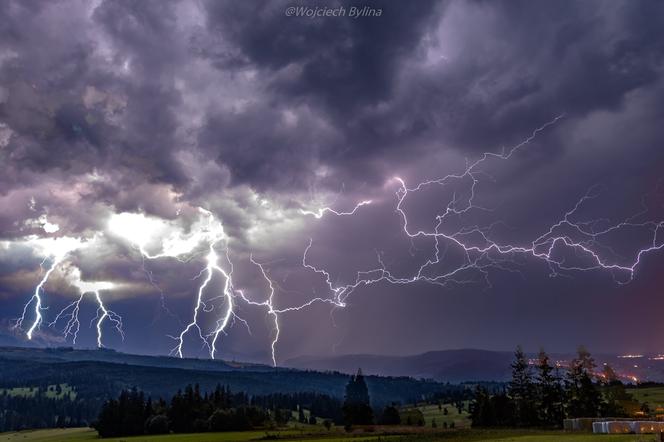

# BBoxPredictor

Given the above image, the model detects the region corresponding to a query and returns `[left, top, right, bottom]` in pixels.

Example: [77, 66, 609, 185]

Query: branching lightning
[235, 253, 344, 366]
[48, 272, 123, 348]
[109, 208, 240, 359]
[236, 256, 279, 367]
[295, 114, 664, 354]
[15, 236, 125, 347]
[18, 256, 60, 340]
[11, 115, 664, 366]
[387, 114, 664, 283]
[300, 199, 373, 218]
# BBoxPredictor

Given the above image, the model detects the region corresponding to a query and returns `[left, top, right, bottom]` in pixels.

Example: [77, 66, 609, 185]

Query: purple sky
[1, 0, 663, 365]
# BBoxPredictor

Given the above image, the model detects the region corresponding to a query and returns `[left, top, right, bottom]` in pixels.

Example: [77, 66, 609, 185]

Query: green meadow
[0, 384, 76, 400]
[1, 427, 662, 442]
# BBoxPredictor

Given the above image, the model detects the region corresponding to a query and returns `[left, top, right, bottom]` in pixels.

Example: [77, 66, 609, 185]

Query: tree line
[0, 385, 102, 432]
[471, 346, 639, 428]
[93, 383, 350, 437]
[94, 367, 473, 437]
[0, 360, 473, 434]
[0, 393, 92, 432]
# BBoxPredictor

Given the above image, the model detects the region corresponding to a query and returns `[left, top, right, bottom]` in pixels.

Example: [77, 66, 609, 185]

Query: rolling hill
[285, 349, 514, 382]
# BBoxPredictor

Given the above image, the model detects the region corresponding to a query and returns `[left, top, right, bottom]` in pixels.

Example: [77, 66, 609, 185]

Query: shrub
[145, 415, 169, 435]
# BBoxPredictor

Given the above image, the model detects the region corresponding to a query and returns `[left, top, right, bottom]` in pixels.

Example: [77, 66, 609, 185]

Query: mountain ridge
[285, 348, 514, 382]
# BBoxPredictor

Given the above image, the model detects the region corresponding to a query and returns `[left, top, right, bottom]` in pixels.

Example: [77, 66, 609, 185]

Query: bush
[379, 405, 400, 425]
[208, 409, 234, 432]
[207, 407, 266, 432]
[273, 408, 291, 426]
[193, 418, 209, 433]
[145, 415, 169, 435]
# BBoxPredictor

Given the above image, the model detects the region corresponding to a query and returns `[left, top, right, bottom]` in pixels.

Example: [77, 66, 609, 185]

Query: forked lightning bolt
[237, 255, 341, 366]
[15, 237, 125, 347]
[109, 208, 245, 359]
[300, 199, 373, 218]
[12, 115, 664, 366]
[194, 245, 234, 360]
[298, 114, 664, 342]
[48, 270, 123, 347]
[17, 256, 61, 340]
[236, 256, 279, 367]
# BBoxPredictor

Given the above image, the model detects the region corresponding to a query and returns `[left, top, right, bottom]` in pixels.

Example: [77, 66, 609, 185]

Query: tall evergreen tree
[342, 368, 373, 426]
[536, 348, 564, 427]
[565, 346, 602, 418]
[508, 345, 538, 426]
[470, 386, 515, 427]
[470, 386, 495, 427]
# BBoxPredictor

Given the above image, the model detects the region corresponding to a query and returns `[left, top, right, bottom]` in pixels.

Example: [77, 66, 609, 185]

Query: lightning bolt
[109, 208, 240, 359]
[46, 268, 123, 347]
[207, 248, 236, 359]
[11, 114, 663, 366]
[15, 236, 124, 347]
[236, 254, 346, 367]
[236, 256, 280, 366]
[14, 237, 85, 341]
[49, 292, 85, 343]
[389, 114, 663, 283]
[292, 114, 664, 359]
[90, 289, 125, 348]
[300, 200, 373, 218]
[17, 257, 60, 340]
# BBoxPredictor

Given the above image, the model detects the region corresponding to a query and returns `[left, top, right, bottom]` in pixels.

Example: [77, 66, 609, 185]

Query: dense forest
[0, 390, 98, 432]
[94, 371, 387, 437]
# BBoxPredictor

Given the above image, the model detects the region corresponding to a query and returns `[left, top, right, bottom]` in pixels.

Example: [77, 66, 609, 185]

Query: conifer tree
[536, 348, 564, 427]
[342, 368, 373, 426]
[508, 345, 538, 426]
[565, 346, 602, 418]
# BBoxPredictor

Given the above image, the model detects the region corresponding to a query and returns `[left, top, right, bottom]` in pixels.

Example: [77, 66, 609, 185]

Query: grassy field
[628, 387, 664, 414]
[2, 428, 663, 442]
[400, 403, 471, 429]
[0, 428, 390, 442]
[0, 384, 76, 400]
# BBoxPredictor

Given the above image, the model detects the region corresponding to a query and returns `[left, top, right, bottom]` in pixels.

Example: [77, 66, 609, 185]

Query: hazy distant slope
[0, 333, 37, 348]
[285, 349, 513, 382]
[0, 346, 514, 382]
[0, 346, 270, 372]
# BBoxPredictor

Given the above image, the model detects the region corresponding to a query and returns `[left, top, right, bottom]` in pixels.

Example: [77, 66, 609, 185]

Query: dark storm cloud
[416, 0, 664, 153]
[0, 1, 189, 202]
[193, 0, 664, 193]
[0, 0, 663, 360]
[197, 0, 442, 189]
[1, 0, 662, 197]
[205, 0, 440, 109]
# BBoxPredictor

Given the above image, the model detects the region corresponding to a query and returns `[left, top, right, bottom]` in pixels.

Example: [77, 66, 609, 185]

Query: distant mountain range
[285, 349, 514, 382]
[286, 349, 664, 384]
[0, 345, 271, 372]
[4, 344, 662, 388]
